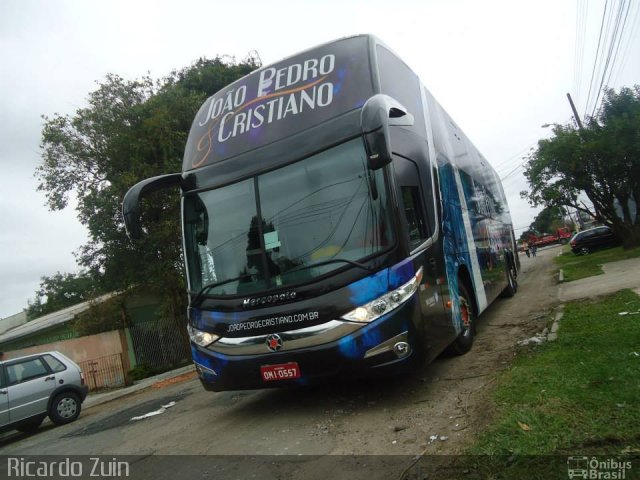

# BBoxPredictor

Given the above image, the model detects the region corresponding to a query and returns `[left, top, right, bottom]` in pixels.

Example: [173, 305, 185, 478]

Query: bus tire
[446, 284, 475, 355]
[500, 262, 517, 298]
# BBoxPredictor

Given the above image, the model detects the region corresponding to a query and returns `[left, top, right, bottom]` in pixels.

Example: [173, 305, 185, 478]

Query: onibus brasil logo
[567, 456, 633, 479]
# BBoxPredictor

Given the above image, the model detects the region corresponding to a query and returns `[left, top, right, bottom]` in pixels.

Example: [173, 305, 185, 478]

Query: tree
[521, 86, 640, 248]
[518, 229, 535, 244]
[73, 295, 127, 337]
[26, 271, 101, 320]
[36, 55, 260, 327]
[530, 206, 566, 235]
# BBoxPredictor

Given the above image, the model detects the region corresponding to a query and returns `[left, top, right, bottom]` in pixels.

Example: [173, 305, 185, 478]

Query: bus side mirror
[361, 95, 414, 170]
[122, 173, 182, 240]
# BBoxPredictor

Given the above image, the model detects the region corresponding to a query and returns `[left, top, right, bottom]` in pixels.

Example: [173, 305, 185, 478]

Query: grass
[463, 290, 640, 478]
[555, 245, 640, 282]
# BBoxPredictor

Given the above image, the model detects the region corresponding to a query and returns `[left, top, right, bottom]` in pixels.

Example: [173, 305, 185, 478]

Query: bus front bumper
[191, 302, 422, 391]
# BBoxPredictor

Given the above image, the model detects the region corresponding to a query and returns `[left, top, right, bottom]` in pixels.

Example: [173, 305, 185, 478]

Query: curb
[84, 365, 196, 410]
[547, 305, 564, 342]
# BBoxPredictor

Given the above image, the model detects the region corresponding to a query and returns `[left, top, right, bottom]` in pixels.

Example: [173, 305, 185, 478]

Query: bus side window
[402, 186, 428, 248]
[394, 156, 429, 250]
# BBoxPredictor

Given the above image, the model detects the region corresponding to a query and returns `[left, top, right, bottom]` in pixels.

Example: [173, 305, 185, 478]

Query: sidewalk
[558, 256, 640, 302]
[84, 364, 196, 410]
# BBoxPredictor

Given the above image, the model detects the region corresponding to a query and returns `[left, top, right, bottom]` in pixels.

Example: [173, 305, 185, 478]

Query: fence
[128, 317, 191, 372]
[79, 353, 126, 391]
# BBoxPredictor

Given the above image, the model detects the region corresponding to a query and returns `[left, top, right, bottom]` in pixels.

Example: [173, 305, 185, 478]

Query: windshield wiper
[288, 258, 374, 275]
[190, 259, 374, 308]
[189, 274, 252, 308]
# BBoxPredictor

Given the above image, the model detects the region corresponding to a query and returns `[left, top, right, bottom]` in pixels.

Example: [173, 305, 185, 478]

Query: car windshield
[183, 138, 394, 296]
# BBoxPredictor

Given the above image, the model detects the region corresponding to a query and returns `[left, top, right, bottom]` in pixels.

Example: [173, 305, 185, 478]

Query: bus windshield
[183, 138, 394, 296]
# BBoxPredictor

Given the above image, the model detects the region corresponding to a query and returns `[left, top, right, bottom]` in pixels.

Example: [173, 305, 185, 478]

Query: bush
[128, 364, 158, 381]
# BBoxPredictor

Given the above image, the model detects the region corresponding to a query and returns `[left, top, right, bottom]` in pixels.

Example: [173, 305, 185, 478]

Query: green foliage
[470, 290, 640, 459]
[73, 294, 126, 336]
[128, 364, 158, 381]
[26, 271, 102, 320]
[530, 206, 565, 234]
[555, 245, 640, 282]
[518, 229, 535, 243]
[36, 55, 260, 325]
[521, 86, 640, 248]
[518, 207, 569, 244]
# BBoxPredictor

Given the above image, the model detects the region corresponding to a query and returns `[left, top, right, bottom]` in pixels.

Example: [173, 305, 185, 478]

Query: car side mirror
[361, 95, 414, 170]
[122, 173, 182, 240]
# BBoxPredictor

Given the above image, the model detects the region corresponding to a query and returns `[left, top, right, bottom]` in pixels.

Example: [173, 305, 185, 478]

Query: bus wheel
[500, 262, 517, 298]
[446, 284, 475, 355]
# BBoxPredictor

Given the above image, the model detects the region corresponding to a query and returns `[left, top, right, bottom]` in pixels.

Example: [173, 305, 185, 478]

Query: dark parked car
[570, 226, 621, 255]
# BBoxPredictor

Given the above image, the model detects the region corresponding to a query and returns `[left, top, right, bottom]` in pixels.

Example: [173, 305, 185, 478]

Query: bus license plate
[260, 362, 301, 382]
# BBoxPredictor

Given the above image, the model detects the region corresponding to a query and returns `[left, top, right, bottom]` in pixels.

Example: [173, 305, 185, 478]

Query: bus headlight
[341, 267, 423, 323]
[188, 325, 219, 347]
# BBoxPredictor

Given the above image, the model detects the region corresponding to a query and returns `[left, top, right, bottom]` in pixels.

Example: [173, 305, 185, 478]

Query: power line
[586, 0, 618, 115]
[592, 0, 631, 117]
[611, 0, 640, 87]
[500, 161, 526, 182]
[584, 0, 610, 118]
[493, 143, 537, 174]
[574, 0, 640, 120]
[574, 0, 589, 106]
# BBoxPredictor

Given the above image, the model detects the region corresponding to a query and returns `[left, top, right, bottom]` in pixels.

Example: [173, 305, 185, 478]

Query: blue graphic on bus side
[438, 163, 474, 334]
[346, 267, 389, 306]
[388, 257, 415, 290]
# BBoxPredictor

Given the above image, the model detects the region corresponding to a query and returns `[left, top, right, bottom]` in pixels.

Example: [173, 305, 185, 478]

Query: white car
[0, 351, 89, 433]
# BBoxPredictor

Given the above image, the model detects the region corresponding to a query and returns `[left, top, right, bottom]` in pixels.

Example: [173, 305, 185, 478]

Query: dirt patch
[152, 371, 197, 388]
[314, 247, 562, 456]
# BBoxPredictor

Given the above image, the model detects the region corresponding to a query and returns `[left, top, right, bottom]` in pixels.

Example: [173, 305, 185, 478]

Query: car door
[578, 230, 596, 250]
[596, 227, 616, 248]
[0, 366, 9, 426]
[5, 357, 57, 423]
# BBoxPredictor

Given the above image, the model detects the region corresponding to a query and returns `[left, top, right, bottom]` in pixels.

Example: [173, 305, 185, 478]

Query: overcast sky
[1, 0, 638, 318]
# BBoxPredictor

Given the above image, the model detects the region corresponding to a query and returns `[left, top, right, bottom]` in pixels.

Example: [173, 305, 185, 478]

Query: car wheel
[49, 392, 81, 425]
[446, 284, 476, 355]
[580, 246, 590, 255]
[16, 416, 44, 433]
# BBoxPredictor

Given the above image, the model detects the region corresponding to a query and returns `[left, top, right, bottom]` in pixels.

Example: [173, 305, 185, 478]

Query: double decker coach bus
[123, 35, 519, 391]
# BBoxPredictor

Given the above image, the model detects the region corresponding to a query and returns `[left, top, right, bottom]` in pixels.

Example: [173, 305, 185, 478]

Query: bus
[123, 35, 519, 391]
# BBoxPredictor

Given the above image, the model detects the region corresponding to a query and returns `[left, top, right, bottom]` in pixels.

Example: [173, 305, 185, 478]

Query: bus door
[392, 156, 450, 356]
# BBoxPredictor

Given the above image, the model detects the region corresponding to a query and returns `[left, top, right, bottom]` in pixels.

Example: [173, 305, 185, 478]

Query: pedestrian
[524, 242, 530, 258]
[531, 244, 537, 257]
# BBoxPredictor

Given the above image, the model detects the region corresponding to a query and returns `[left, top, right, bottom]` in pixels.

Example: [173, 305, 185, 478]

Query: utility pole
[567, 93, 586, 231]
[566, 93, 584, 131]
